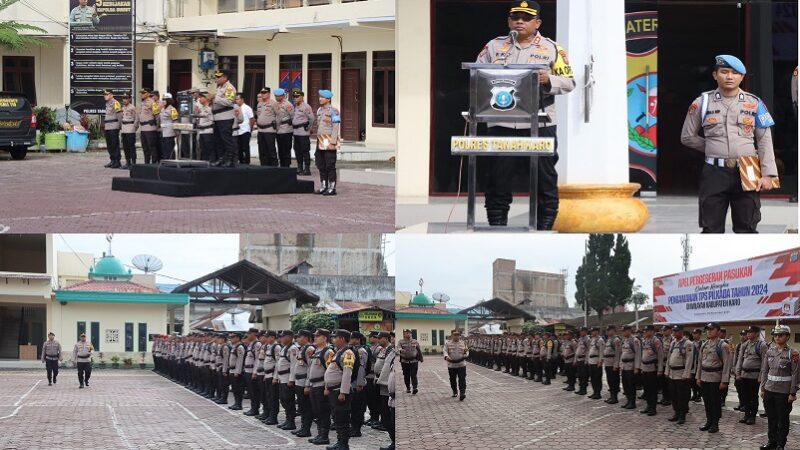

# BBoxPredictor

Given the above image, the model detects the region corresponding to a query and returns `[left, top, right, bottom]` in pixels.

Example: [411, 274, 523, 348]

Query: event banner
[653, 248, 800, 324]
[69, 0, 135, 115]
[625, 11, 658, 194]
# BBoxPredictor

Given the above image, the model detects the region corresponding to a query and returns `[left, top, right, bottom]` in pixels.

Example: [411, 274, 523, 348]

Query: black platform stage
[112, 164, 316, 197]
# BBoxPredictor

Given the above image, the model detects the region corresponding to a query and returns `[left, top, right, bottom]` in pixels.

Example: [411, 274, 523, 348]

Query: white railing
[168, 0, 369, 18]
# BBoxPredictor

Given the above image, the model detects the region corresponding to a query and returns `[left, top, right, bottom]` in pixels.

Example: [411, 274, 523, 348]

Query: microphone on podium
[509, 30, 518, 45]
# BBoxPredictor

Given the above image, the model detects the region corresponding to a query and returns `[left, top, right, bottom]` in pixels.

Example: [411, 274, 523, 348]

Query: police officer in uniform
[681, 55, 778, 233]
[138, 89, 158, 164]
[73, 333, 93, 388]
[443, 329, 469, 401]
[228, 332, 246, 410]
[293, 91, 315, 175]
[587, 327, 605, 399]
[41, 332, 62, 386]
[261, 330, 281, 424]
[398, 329, 421, 394]
[275, 329, 298, 430]
[292, 330, 315, 438]
[325, 329, 356, 450]
[243, 328, 262, 416]
[737, 325, 766, 425]
[574, 327, 590, 395]
[103, 90, 123, 168]
[308, 328, 333, 445]
[619, 325, 642, 409]
[349, 331, 370, 437]
[561, 330, 577, 391]
[602, 325, 622, 404]
[366, 330, 383, 426]
[273, 88, 294, 167]
[256, 87, 279, 166]
[212, 70, 238, 167]
[475, 0, 575, 228]
[759, 324, 800, 450]
[316, 90, 342, 196]
[639, 324, 663, 416]
[119, 93, 138, 169]
[696, 322, 732, 433]
[665, 325, 694, 425]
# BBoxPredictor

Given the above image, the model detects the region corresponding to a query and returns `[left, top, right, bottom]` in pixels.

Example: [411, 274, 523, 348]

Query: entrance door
[308, 69, 331, 113]
[169, 59, 193, 99]
[341, 68, 360, 142]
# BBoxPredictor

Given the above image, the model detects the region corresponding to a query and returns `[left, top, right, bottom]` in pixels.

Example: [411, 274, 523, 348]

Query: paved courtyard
[396, 359, 800, 450]
[0, 370, 391, 450]
[0, 151, 394, 233]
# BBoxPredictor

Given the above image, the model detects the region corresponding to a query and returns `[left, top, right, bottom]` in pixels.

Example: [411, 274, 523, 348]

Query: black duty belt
[621, 358, 634, 363]
[400, 358, 417, 363]
[278, 369, 290, 375]
[295, 374, 307, 380]
[642, 359, 656, 365]
[292, 122, 309, 129]
[265, 368, 275, 374]
[122, 121, 135, 124]
[702, 366, 722, 372]
[327, 384, 341, 391]
[448, 357, 465, 364]
[256, 368, 264, 373]
[45, 355, 59, 360]
[742, 368, 761, 373]
[197, 125, 213, 130]
[245, 365, 253, 369]
[669, 365, 685, 370]
[310, 376, 324, 383]
[213, 106, 233, 114]
[141, 120, 156, 126]
[105, 119, 118, 123]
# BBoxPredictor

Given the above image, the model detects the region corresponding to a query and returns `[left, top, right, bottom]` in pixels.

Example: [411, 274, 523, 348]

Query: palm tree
[0, 0, 46, 51]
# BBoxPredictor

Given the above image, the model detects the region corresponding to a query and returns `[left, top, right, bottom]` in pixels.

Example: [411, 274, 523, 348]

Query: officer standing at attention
[73, 333, 93, 388]
[443, 329, 469, 401]
[316, 90, 342, 196]
[696, 322, 732, 433]
[102, 90, 123, 168]
[602, 325, 622, 404]
[759, 324, 800, 450]
[195, 91, 216, 162]
[41, 332, 62, 386]
[212, 70, 238, 167]
[261, 330, 281, 425]
[639, 324, 663, 416]
[307, 328, 333, 445]
[292, 90, 315, 175]
[119, 93, 138, 169]
[681, 55, 778, 233]
[243, 328, 262, 416]
[228, 332, 246, 410]
[290, 330, 315, 438]
[574, 327, 590, 395]
[256, 87, 279, 166]
[560, 330, 577, 391]
[397, 329, 422, 394]
[137, 89, 158, 164]
[365, 330, 383, 427]
[274, 88, 295, 168]
[619, 325, 642, 409]
[475, 0, 575, 228]
[349, 331, 370, 437]
[325, 329, 356, 450]
[234, 93, 255, 165]
[587, 327, 605, 399]
[374, 331, 394, 432]
[665, 325, 694, 425]
[275, 329, 298, 430]
[737, 325, 766, 425]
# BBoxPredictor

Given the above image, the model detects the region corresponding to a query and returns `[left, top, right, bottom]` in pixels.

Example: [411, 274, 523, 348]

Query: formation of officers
[152, 327, 396, 450]
[463, 323, 799, 450]
[100, 70, 342, 195]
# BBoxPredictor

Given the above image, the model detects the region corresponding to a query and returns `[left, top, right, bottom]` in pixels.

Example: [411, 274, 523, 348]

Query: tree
[0, 0, 46, 52]
[575, 234, 615, 323]
[521, 321, 545, 335]
[290, 304, 336, 332]
[608, 234, 634, 312]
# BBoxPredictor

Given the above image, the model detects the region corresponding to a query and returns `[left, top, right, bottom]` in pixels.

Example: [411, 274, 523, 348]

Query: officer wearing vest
[102, 90, 123, 169]
[695, 322, 732, 433]
[587, 327, 605, 399]
[374, 331, 394, 433]
[640, 324, 663, 416]
[213, 333, 229, 404]
[293, 90, 316, 175]
[366, 330, 383, 426]
[119, 93, 138, 169]
[274, 329, 298, 430]
[541, 331, 556, 384]
[316, 89, 342, 196]
[195, 91, 216, 162]
[759, 324, 800, 450]
[227, 332, 246, 410]
[737, 325, 766, 425]
[272, 88, 294, 168]
[602, 325, 622, 404]
[681, 55, 778, 233]
[573, 327, 590, 395]
[289, 330, 314, 438]
[252, 331, 267, 417]
[41, 332, 62, 386]
[349, 331, 370, 437]
[665, 325, 694, 425]
[381, 353, 396, 450]
[260, 330, 281, 424]
[443, 329, 469, 401]
[326, 329, 356, 450]
[659, 326, 674, 406]
[475, 0, 575, 228]
[619, 325, 641, 409]
[73, 333, 93, 388]
[256, 87, 279, 166]
[559, 331, 576, 391]
[243, 328, 262, 416]
[212, 70, 238, 167]
[307, 328, 334, 445]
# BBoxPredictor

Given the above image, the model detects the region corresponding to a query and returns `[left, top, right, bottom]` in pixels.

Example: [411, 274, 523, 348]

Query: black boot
[110, 160, 122, 169]
[121, 159, 131, 170]
[264, 415, 279, 425]
[668, 413, 680, 422]
[228, 402, 242, 410]
[607, 393, 619, 404]
[677, 413, 686, 425]
[323, 181, 337, 196]
[486, 209, 508, 226]
[317, 180, 328, 195]
[310, 427, 330, 445]
[537, 208, 558, 231]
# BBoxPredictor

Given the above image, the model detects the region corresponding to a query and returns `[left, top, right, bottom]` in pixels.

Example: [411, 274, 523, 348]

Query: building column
[154, 39, 170, 94]
[183, 302, 190, 334]
[552, 0, 648, 232]
[168, 307, 175, 334]
[331, 40, 342, 111]
[63, 37, 71, 106]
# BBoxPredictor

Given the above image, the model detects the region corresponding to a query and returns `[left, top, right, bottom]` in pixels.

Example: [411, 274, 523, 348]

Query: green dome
[89, 254, 132, 280]
[410, 292, 434, 307]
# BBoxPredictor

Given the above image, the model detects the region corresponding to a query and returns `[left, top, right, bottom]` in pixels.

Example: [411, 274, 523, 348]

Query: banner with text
[653, 248, 800, 324]
[69, 0, 135, 115]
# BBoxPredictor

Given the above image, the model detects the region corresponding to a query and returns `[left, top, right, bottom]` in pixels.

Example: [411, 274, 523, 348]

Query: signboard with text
[69, 0, 135, 115]
[653, 248, 800, 324]
[358, 311, 384, 322]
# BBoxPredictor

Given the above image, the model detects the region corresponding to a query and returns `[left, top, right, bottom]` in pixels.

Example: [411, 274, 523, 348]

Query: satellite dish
[132, 254, 163, 274]
[432, 292, 450, 303]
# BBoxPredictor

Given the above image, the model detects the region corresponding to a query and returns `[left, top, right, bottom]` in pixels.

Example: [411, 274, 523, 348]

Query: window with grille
[372, 51, 395, 127]
[3, 56, 36, 105]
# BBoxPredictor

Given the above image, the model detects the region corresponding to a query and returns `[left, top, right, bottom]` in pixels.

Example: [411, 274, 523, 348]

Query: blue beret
[319, 89, 333, 99]
[715, 55, 746, 75]
[273, 88, 286, 96]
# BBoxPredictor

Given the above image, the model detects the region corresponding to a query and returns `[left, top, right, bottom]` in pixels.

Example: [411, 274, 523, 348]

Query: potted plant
[139, 352, 146, 369]
[33, 106, 64, 151]
[110, 355, 120, 369]
[85, 115, 103, 151]
[98, 352, 106, 369]
[122, 357, 133, 369]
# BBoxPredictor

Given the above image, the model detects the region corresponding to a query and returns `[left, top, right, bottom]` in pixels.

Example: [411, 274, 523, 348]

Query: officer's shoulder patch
[342, 350, 355, 369]
[113, 100, 121, 112]
[792, 350, 799, 363]
[794, 67, 798, 77]
[325, 350, 334, 368]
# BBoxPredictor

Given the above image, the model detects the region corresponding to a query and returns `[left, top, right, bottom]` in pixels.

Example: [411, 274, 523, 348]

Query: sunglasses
[509, 13, 537, 22]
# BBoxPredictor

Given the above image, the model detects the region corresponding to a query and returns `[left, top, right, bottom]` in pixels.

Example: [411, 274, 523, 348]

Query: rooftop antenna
[432, 292, 450, 303]
[132, 254, 164, 274]
[681, 233, 692, 272]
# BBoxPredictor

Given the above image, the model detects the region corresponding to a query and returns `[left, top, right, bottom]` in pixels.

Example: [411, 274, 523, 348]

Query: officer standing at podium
[212, 70, 238, 168]
[476, 0, 575, 229]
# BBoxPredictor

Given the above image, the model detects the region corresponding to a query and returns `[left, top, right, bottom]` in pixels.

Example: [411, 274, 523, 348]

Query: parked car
[0, 92, 36, 160]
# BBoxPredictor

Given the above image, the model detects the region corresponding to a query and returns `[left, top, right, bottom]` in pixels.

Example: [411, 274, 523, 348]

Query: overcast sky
[57, 234, 396, 285]
[395, 234, 800, 310]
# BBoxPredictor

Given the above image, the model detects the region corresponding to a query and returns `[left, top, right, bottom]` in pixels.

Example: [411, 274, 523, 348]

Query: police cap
[714, 55, 746, 75]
